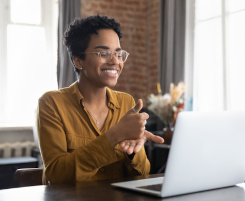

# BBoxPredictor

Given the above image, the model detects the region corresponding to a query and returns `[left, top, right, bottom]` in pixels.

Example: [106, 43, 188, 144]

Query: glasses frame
[79, 50, 130, 64]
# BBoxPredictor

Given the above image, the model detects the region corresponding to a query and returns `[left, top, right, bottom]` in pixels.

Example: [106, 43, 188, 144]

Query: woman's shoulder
[40, 90, 61, 100]
[39, 83, 75, 103]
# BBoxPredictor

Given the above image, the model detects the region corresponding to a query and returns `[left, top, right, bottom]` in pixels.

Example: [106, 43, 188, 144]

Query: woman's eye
[100, 52, 108, 57]
[117, 51, 123, 56]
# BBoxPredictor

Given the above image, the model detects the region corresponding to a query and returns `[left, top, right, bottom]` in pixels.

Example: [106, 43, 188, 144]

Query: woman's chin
[106, 81, 118, 88]
[102, 77, 119, 88]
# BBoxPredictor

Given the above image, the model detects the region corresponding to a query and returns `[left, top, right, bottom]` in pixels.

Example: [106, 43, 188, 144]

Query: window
[0, 0, 58, 126]
[187, 0, 245, 111]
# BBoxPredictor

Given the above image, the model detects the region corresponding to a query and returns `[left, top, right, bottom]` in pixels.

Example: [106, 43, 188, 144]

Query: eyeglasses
[80, 50, 129, 64]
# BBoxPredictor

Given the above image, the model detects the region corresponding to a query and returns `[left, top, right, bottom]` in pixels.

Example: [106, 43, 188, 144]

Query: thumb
[132, 99, 143, 113]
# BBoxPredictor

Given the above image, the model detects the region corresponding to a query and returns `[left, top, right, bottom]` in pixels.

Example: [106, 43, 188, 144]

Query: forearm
[75, 134, 118, 181]
[42, 134, 118, 184]
[37, 98, 118, 184]
[43, 152, 76, 184]
[105, 125, 123, 148]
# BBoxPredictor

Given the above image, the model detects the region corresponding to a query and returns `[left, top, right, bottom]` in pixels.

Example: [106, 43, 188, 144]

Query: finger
[122, 142, 130, 152]
[139, 112, 149, 122]
[144, 130, 164, 144]
[120, 140, 129, 151]
[134, 141, 144, 153]
[131, 99, 143, 113]
[119, 141, 126, 148]
[126, 140, 136, 154]
[127, 144, 135, 155]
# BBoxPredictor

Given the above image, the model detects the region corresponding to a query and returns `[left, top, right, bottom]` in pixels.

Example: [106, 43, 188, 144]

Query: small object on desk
[163, 127, 174, 145]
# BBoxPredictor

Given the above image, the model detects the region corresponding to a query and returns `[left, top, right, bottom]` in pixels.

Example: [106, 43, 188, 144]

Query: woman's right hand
[105, 99, 148, 147]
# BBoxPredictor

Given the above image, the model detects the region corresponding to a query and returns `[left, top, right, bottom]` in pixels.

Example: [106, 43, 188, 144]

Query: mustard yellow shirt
[37, 82, 150, 184]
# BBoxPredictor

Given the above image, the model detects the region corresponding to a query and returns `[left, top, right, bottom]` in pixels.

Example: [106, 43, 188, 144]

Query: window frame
[0, 0, 58, 127]
[186, 0, 245, 112]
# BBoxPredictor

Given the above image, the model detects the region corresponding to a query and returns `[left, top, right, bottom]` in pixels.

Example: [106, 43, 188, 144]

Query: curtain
[57, 0, 81, 89]
[159, 0, 186, 93]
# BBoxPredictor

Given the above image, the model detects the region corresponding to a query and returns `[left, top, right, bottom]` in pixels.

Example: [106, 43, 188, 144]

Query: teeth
[103, 70, 117, 74]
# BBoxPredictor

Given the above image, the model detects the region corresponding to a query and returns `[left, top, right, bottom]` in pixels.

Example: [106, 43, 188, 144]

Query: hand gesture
[119, 99, 164, 154]
[120, 130, 164, 155]
[106, 99, 164, 150]
[105, 99, 149, 147]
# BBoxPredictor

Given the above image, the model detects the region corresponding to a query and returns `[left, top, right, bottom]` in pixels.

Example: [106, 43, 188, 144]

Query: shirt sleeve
[123, 146, 151, 177]
[37, 98, 119, 184]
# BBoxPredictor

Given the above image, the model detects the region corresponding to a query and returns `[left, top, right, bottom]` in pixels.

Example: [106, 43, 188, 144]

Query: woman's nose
[108, 52, 119, 64]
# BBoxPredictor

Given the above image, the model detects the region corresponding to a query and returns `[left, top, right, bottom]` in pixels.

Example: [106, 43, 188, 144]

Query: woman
[37, 15, 164, 184]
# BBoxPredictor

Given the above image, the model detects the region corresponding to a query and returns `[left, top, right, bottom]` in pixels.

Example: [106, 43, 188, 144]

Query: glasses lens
[116, 51, 123, 63]
[122, 50, 129, 63]
[117, 50, 128, 63]
[100, 51, 111, 62]
[100, 50, 129, 63]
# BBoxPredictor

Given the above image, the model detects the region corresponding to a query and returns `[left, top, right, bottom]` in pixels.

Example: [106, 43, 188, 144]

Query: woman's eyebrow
[94, 46, 122, 51]
[94, 46, 110, 49]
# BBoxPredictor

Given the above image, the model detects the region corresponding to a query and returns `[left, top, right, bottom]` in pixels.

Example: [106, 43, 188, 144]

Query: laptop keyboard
[138, 184, 163, 191]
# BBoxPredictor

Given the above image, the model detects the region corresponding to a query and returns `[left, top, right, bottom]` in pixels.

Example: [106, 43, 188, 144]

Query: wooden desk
[0, 174, 245, 201]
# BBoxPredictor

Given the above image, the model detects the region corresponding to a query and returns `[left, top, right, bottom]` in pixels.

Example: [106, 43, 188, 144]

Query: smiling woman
[36, 15, 164, 185]
[0, 0, 58, 126]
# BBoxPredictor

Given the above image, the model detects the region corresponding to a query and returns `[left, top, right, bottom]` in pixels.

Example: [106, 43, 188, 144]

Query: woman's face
[78, 29, 124, 88]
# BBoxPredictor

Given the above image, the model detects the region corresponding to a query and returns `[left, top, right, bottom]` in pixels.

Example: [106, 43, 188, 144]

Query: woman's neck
[78, 79, 107, 108]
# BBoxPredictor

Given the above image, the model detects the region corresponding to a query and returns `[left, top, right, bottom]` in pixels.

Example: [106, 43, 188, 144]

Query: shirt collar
[68, 81, 121, 109]
[106, 87, 120, 109]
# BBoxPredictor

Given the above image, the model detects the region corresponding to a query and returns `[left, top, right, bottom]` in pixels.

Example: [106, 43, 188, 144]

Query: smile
[102, 70, 118, 74]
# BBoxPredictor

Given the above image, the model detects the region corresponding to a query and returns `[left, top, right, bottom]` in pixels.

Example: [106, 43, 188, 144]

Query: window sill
[0, 126, 34, 143]
[0, 126, 33, 132]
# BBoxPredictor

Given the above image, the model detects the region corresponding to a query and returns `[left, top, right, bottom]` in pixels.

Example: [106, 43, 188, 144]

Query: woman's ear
[73, 56, 83, 70]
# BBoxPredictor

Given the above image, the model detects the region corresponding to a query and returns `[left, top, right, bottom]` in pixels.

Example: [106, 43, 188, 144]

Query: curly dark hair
[64, 15, 122, 74]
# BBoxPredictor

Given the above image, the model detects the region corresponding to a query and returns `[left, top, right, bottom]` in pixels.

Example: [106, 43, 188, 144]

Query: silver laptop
[111, 111, 245, 198]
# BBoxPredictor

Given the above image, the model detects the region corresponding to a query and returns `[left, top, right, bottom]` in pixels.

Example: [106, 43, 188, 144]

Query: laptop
[111, 111, 245, 198]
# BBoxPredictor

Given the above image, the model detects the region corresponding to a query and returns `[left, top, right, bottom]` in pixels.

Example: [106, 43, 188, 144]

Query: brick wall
[81, 0, 160, 106]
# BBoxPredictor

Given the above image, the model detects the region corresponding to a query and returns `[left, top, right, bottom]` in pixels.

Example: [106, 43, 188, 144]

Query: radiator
[0, 141, 36, 158]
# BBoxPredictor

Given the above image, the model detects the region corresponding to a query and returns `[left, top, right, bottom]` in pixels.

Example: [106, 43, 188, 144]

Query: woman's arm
[37, 98, 119, 184]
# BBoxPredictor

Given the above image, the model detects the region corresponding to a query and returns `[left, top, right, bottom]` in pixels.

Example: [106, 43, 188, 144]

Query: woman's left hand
[119, 130, 164, 155]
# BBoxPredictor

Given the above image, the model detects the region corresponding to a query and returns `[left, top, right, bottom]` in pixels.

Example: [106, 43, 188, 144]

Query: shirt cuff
[126, 153, 135, 160]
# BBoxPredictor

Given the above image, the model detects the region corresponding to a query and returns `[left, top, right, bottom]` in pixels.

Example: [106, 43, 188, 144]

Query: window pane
[193, 19, 224, 111]
[5, 25, 57, 126]
[227, 11, 245, 110]
[196, 0, 221, 21]
[228, 0, 245, 12]
[10, 0, 41, 24]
